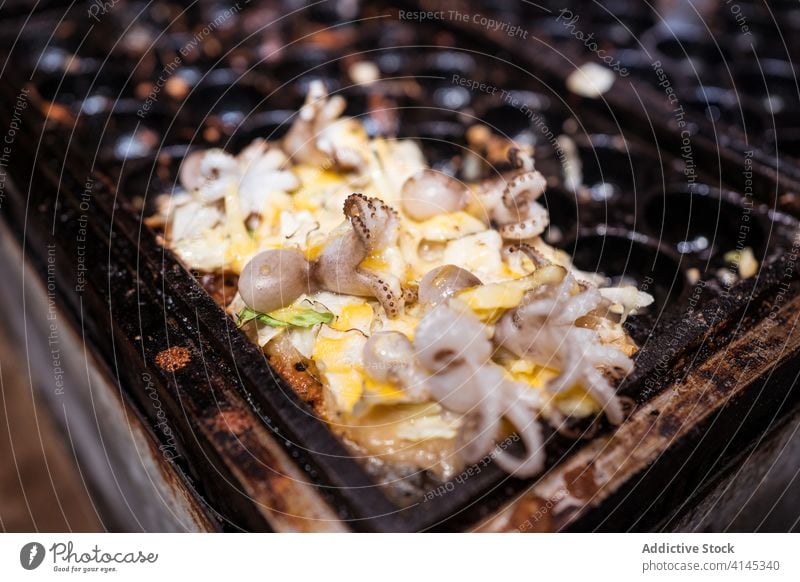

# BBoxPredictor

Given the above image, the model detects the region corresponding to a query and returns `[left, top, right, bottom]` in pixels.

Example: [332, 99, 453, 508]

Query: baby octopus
[282, 80, 367, 172]
[480, 148, 551, 241]
[362, 304, 547, 477]
[238, 193, 405, 318]
[314, 193, 405, 317]
[494, 273, 634, 425]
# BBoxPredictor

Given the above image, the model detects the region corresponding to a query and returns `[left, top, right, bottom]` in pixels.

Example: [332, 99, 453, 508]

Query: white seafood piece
[599, 286, 655, 322]
[283, 80, 368, 171]
[494, 274, 634, 425]
[237, 145, 300, 216]
[412, 304, 547, 477]
[313, 193, 405, 318]
[474, 149, 551, 241]
[170, 201, 223, 241]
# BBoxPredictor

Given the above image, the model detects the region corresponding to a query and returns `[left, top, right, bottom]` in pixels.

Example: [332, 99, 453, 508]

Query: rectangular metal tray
[2, 0, 799, 531]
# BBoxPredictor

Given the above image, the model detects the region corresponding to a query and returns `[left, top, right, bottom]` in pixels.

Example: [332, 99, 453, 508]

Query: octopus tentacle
[459, 397, 504, 465]
[501, 170, 547, 208]
[494, 274, 634, 428]
[581, 366, 625, 424]
[497, 203, 549, 240]
[413, 305, 548, 477]
[343, 192, 399, 249]
[493, 401, 545, 476]
[508, 146, 535, 172]
[479, 149, 551, 241]
[363, 332, 429, 400]
[283, 81, 365, 171]
[314, 193, 404, 317]
[313, 228, 367, 294]
[355, 269, 403, 318]
[505, 243, 551, 268]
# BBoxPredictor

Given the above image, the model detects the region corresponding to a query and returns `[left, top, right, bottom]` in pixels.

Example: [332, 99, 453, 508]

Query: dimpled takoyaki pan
[419, 0, 800, 207]
[1, 0, 799, 532]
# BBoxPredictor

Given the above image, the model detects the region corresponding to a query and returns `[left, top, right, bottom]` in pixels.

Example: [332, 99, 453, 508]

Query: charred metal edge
[0, 220, 222, 531]
[661, 399, 800, 532]
[0, 73, 352, 532]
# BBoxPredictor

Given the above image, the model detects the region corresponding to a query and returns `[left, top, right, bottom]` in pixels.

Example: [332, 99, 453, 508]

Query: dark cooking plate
[1, 0, 799, 531]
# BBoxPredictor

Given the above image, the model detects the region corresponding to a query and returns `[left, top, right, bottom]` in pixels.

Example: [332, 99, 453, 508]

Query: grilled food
[150, 81, 652, 481]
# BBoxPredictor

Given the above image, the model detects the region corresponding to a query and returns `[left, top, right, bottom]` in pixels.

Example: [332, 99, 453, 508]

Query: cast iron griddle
[1, 0, 799, 531]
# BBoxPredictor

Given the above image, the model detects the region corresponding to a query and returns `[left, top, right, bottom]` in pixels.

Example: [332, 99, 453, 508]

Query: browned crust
[198, 272, 326, 415]
[263, 335, 326, 416]
[199, 271, 239, 309]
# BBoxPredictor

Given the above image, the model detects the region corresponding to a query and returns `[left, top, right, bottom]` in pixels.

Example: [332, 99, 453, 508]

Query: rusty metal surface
[0, 91, 348, 531]
[0, 223, 215, 532]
